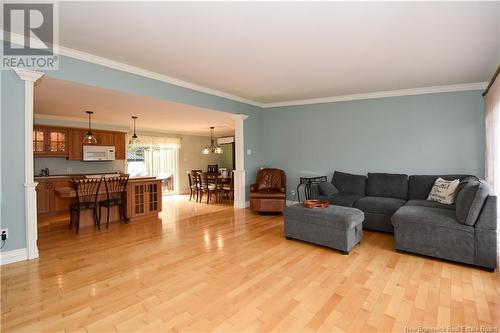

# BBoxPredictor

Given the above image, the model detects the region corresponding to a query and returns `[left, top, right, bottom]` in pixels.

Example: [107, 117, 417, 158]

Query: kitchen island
[38, 175, 162, 228]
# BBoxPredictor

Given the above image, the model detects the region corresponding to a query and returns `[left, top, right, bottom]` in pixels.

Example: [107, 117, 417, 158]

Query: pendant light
[129, 116, 140, 145]
[82, 111, 97, 144]
[202, 127, 223, 155]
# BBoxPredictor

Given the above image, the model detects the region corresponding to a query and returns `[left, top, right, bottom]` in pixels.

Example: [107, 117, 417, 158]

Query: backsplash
[34, 157, 125, 176]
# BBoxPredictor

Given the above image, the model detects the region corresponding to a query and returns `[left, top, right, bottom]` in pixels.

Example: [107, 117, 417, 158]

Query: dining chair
[98, 175, 129, 228]
[187, 171, 196, 201]
[189, 170, 202, 202]
[221, 170, 235, 203]
[206, 172, 221, 204]
[194, 172, 209, 203]
[70, 177, 102, 234]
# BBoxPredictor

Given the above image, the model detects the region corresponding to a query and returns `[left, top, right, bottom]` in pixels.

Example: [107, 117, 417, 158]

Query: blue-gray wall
[1, 70, 27, 251]
[262, 91, 485, 199]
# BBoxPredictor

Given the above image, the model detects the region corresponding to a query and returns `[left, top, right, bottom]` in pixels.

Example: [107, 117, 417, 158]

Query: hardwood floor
[2, 195, 499, 332]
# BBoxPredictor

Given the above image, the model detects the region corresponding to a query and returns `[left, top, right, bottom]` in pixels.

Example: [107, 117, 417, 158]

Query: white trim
[233, 114, 248, 209]
[0, 248, 28, 265]
[2, 31, 487, 109]
[14, 68, 45, 261]
[286, 200, 300, 206]
[245, 201, 250, 208]
[263, 82, 489, 108]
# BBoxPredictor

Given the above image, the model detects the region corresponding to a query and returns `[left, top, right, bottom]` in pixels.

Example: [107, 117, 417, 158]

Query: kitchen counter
[35, 174, 160, 181]
[53, 177, 162, 228]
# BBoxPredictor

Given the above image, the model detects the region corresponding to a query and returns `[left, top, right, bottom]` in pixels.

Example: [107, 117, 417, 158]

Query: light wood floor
[2, 195, 499, 333]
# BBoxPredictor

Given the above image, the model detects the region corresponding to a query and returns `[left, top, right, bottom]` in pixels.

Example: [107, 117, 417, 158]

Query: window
[127, 135, 180, 195]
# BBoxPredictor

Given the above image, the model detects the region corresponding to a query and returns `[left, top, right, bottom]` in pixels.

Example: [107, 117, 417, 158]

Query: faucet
[40, 168, 50, 177]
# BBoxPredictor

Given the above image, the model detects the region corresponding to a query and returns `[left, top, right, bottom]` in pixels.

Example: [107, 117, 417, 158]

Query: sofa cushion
[250, 189, 286, 199]
[405, 199, 454, 210]
[366, 173, 408, 200]
[408, 175, 478, 200]
[354, 196, 406, 215]
[427, 178, 460, 204]
[318, 194, 362, 207]
[392, 206, 473, 233]
[332, 171, 367, 196]
[455, 180, 492, 226]
[318, 182, 339, 196]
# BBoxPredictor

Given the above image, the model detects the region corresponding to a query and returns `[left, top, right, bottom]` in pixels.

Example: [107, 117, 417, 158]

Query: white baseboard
[286, 200, 299, 206]
[245, 201, 250, 208]
[0, 248, 28, 265]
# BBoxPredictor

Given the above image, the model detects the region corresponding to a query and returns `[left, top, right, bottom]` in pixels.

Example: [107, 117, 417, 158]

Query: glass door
[127, 142, 179, 195]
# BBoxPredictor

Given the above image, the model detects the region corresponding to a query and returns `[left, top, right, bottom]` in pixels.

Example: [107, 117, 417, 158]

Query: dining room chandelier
[202, 127, 223, 154]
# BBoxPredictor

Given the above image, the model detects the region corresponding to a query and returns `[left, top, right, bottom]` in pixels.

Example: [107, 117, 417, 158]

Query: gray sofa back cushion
[408, 175, 477, 200]
[332, 171, 367, 196]
[318, 182, 339, 196]
[455, 180, 492, 226]
[366, 173, 408, 200]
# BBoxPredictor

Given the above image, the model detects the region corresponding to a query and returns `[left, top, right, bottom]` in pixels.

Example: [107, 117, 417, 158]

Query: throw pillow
[318, 182, 339, 196]
[455, 180, 492, 226]
[427, 177, 460, 204]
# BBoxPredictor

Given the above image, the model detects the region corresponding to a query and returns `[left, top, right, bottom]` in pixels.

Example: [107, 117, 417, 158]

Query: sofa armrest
[250, 184, 258, 192]
[475, 195, 497, 230]
[474, 195, 497, 270]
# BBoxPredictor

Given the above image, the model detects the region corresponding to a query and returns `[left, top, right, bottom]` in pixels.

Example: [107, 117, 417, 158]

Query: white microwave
[83, 146, 115, 161]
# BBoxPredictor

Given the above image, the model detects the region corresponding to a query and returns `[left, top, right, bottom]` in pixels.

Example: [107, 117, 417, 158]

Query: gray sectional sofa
[310, 171, 498, 270]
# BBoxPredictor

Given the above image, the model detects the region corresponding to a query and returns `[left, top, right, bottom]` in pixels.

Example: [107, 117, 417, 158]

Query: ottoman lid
[285, 204, 364, 230]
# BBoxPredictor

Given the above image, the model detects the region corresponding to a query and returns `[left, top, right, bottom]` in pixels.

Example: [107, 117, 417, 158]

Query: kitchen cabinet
[36, 178, 71, 215]
[114, 132, 126, 160]
[126, 179, 162, 221]
[35, 125, 127, 160]
[68, 129, 83, 160]
[33, 126, 68, 156]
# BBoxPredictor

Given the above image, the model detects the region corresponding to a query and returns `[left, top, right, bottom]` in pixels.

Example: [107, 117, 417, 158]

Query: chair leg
[121, 204, 128, 224]
[76, 210, 80, 234]
[69, 209, 73, 230]
[106, 206, 110, 228]
[94, 208, 100, 230]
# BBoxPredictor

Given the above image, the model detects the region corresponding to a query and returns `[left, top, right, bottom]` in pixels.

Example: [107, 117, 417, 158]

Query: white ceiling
[34, 77, 235, 136]
[57, 1, 500, 104]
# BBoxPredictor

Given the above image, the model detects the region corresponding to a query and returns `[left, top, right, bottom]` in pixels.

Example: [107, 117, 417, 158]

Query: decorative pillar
[232, 114, 248, 208]
[13, 68, 45, 260]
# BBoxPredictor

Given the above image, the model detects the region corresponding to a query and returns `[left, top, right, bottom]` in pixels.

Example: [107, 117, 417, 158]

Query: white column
[14, 68, 45, 260]
[232, 114, 248, 208]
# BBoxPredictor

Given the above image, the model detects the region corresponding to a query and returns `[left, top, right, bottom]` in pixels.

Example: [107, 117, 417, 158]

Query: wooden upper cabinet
[35, 125, 127, 160]
[114, 132, 126, 160]
[48, 129, 67, 154]
[33, 126, 68, 156]
[68, 129, 83, 160]
[33, 128, 45, 153]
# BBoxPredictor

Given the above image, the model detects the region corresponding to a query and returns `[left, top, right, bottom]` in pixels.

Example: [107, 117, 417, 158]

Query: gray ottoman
[284, 204, 364, 254]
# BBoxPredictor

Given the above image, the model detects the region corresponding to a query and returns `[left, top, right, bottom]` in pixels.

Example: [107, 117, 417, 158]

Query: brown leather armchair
[250, 168, 286, 213]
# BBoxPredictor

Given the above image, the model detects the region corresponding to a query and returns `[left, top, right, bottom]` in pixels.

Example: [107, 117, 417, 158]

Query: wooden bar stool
[70, 178, 102, 234]
[98, 175, 129, 228]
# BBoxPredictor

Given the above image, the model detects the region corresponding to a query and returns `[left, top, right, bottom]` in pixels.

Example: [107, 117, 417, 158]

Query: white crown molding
[262, 82, 489, 108]
[2, 31, 489, 109]
[0, 248, 28, 265]
[13, 68, 45, 83]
